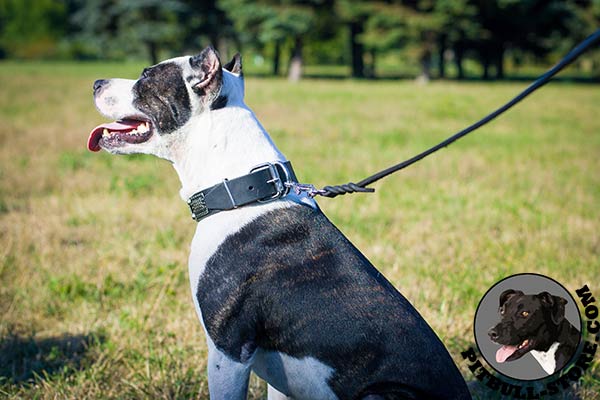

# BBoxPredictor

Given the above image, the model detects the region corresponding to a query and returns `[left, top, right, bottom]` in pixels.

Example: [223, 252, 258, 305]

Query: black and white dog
[89, 47, 471, 400]
[488, 289, 580, 375]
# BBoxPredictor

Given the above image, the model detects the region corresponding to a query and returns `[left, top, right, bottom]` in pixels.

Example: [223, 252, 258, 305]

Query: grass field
[0, 61, 599, 399]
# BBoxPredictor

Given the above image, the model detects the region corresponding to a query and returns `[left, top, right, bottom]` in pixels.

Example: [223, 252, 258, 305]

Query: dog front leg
[267, 384, 293, 400]
[207, 347, 251, 400]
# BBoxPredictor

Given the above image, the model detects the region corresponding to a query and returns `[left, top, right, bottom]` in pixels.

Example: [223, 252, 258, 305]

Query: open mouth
[495, 338, 534, 363]
[88, 118, 153, 152]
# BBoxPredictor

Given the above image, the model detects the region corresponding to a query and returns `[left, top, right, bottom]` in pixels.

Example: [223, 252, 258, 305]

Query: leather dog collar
[187, 161, 297, 222]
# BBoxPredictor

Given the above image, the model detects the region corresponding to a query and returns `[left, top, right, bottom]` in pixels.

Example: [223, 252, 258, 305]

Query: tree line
[1, 0, 598, 80]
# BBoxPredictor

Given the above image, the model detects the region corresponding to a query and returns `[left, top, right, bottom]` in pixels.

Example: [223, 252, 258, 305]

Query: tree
[220, 0, 318, 80]
[70, 0, 185, 63]
[335, 0, 374, 78]
[179, 0, 237, 57]
[360, 1, 439, 81]
[471, 0, 577, 79]
[120, 0, 185, 64]
[433, 0, 480, 79]
[0, 0, 67, 59]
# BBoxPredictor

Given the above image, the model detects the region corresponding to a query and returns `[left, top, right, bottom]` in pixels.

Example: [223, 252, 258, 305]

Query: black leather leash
[188, 30, 599, 221]
[311, 29, 600, 198]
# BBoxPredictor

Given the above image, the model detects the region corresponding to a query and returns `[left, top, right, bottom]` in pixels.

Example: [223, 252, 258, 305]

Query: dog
[88, 46, 472, 400]
[488, 289, 580, 375]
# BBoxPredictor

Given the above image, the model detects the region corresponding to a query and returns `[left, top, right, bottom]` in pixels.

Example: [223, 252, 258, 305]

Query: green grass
[0, 61, 599, 399]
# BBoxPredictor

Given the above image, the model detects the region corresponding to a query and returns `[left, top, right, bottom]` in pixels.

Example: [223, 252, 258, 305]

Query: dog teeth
[101, 122, 150, 140]
[127, 123, 150, 136]
[138, 122, 149, 133]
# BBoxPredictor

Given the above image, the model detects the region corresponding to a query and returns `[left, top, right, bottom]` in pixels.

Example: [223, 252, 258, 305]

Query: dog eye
[521, 311, 529, 317]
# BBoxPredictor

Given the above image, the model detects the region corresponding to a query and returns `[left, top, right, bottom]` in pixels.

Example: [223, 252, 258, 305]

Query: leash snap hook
[284, 182, 327, 198]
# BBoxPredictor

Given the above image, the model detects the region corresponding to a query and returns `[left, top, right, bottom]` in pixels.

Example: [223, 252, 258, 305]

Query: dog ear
[538, 292, 567, 325]
[224, 53, 242, 75]
[189, 46, 223, 98]
[499, 289, 523, 308]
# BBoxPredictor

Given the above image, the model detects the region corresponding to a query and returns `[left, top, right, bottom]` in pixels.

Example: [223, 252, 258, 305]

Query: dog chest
[530, 342, 560, 374]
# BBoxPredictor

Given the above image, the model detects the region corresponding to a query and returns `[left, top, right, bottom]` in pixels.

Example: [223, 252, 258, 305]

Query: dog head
[488, 289, 567, 364]
[88, 46, 243, 159]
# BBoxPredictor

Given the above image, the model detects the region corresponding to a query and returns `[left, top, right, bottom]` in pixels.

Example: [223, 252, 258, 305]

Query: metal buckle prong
[250, 161, 291, 203]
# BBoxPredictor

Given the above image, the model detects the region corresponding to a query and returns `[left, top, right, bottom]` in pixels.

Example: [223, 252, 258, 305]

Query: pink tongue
[496, 345, 518, 363]
[87, 120, 141, 152]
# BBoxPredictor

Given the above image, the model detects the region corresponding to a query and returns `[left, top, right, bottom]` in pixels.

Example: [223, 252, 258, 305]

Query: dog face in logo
[488, 289, 567, 363]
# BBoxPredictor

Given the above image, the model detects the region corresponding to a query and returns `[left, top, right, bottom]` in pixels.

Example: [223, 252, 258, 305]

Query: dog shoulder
[195, 203, 465, 398]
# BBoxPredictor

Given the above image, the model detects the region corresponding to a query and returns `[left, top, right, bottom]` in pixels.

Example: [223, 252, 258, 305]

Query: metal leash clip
[284, 182, 328, 198]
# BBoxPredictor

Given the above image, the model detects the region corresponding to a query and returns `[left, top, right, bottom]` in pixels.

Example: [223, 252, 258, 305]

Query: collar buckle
[250, 161, 291, 203]
[187, 161, 296, 222]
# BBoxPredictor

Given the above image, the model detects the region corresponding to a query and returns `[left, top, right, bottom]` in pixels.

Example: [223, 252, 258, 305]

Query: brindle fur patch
[197, 204, 470, 399]
[133, 63, 191, 134]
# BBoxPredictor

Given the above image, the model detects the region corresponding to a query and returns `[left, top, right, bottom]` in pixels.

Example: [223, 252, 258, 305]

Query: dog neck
[170, 105, 286, 200]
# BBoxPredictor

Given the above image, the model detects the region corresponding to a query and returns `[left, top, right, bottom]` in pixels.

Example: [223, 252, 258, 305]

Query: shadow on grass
[0, 331, 105, 385]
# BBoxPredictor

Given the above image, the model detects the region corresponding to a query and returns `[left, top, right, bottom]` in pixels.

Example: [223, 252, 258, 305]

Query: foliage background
[0, 0, 599, 80]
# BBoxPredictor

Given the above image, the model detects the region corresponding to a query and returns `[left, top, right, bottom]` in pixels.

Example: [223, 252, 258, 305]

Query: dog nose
[488, 328, 499, 340]
[93, 79, 108, 95]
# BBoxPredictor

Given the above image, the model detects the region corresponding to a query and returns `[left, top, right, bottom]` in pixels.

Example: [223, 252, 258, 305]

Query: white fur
[94, 78, 139, 120]
[95, 54, 330, 399]
[187, 198, 329, 400]
[206, 334, 252, 400]
[530, 342, 560, 375]
[253, 351, 337, 400]
[170, 60, 325, 400]
[172, 104, 288, 199]
[268, 385, 293, 400]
